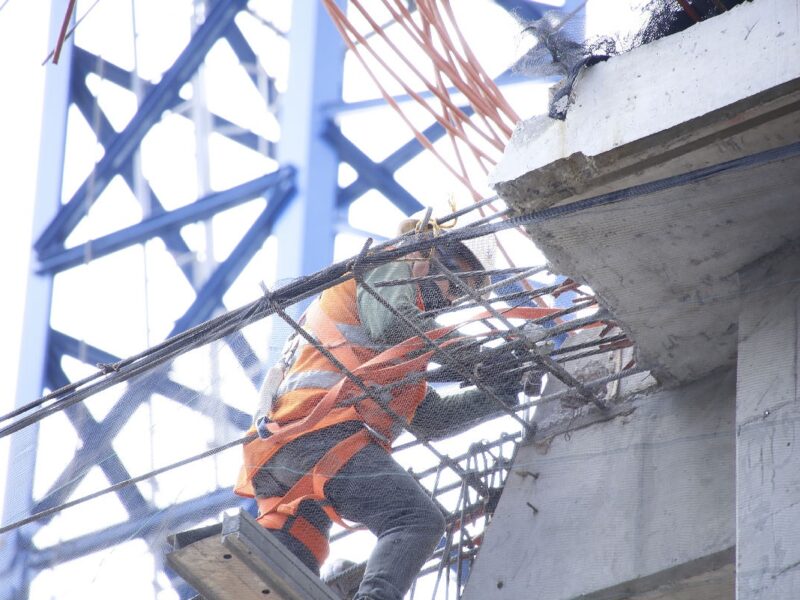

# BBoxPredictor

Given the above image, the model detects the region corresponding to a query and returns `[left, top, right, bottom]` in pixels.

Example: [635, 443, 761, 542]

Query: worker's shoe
[322, 558, 363, 600]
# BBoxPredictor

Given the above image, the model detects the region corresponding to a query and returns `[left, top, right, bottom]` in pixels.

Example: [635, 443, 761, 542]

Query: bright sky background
[0, 0, 646, 469]
[0, 1, 646, 597]
[0, 1, 49, 486]
[0, 0, 539, 495]
[0, 3, 540, 597]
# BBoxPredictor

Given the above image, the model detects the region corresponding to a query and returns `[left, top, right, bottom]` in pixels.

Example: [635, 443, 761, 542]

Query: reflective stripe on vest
[269, 279, 385, 423]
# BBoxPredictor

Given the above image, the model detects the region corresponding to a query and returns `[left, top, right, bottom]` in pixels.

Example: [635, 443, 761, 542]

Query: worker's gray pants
[252, 423, 446, 600]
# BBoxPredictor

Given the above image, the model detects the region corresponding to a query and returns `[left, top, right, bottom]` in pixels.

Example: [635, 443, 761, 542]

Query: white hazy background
[0, 1, 646, 597]
[0, 2, 50, 504]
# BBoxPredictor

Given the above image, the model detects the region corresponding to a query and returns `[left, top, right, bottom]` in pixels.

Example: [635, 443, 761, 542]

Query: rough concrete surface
[491, 0, 800, 193]
[490, 0, 800, 385]
[735, 242, 800, 599]
[462, 369, 736, 600]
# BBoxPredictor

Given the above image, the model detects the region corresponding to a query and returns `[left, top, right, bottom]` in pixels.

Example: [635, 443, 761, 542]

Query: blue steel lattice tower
[0, 1, 545, 598]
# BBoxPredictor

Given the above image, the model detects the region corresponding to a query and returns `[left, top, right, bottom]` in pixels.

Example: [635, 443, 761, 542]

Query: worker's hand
[486, 366, 543, 404]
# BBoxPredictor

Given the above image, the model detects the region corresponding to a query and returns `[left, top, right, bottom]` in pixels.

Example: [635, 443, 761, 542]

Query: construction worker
[235, 220, 523, 600]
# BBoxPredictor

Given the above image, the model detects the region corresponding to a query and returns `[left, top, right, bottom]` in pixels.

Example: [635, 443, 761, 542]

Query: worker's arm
[356, 260, 482, 368]
[410, 385, 520, 441]
[357, 260, 439, 345]
[357, 261, 523, 439]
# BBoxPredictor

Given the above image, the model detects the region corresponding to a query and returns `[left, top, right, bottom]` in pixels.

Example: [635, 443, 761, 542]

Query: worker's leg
[252, 462, 332, 574]
[326, 443, 446, 600]
[251, 426, 358, 575]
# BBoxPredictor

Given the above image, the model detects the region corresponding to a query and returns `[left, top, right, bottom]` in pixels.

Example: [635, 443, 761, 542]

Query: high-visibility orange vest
[234, 276, 567, 565]
[234, 278, 439, 565]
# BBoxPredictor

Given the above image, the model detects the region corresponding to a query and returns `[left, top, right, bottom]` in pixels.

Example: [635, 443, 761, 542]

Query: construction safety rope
[3, 138, 798, 438]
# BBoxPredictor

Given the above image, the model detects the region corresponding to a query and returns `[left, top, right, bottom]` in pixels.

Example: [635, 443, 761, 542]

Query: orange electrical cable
[388, 0, 513, 145]
[347, 0, 505, 154]
[322, 0, 490, 192]
[321, 0, 543, 294]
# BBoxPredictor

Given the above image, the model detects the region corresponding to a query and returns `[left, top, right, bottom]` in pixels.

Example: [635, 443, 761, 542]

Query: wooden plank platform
[166, 509, 341, 600]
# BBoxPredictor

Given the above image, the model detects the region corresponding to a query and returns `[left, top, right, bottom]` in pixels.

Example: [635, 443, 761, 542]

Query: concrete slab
[735, 242, 800, 598]
[462, 369, 736, 600]
[490, 0, 800, 385]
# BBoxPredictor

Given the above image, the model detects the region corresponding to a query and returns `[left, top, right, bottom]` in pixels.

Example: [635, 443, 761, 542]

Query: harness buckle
[361, 422, 391, 446]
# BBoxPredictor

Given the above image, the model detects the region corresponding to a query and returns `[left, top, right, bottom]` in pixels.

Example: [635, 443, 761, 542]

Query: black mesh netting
[509, 0, 753, 118]
[0, 196, 651, 599]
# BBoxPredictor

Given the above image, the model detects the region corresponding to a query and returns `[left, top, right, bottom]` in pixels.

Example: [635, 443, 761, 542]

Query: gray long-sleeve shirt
[356, 261, 517, 441]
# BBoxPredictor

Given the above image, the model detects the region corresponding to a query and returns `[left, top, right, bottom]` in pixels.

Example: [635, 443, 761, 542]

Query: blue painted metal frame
[4, 1, 559, 597]
[1, 3, 282, 596]
[37, 168, 295, 273]
[34, 0, 249, 254]
[0, 4, 74, 598]
[270, 0, 346, 299]
[324, 120, 424, 215]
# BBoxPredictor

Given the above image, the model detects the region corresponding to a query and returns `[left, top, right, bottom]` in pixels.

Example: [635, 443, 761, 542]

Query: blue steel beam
[0, 4, 73, 598]
[224, 23, 278, 108]
[323, 121, 423, 215]
[270, 0, 344, 306]
[29, 488, 245, 569]
[69, 68, 197, 282]
[75, 46, 274, 158]
[34, 0, 249, 254]
[67, 62, 275, 381]
[169, 180, 295, 335]
[334, 105, 475, 210]
[33, 371, 155, 521]
[47, 362, 149, 516]
[48, 331, 250, 429]
[33, 332, 250, 521]
[37, 168, 295, 273]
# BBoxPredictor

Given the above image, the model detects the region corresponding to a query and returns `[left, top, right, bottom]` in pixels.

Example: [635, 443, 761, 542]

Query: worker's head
[417, 240, 488, 311]
[397, 214, 489, 311]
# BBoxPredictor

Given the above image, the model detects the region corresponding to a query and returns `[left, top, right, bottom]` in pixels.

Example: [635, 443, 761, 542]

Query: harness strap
[258, 428, 374, 525]
[240, 303, 602, 518]
[256, 509, 330, 566]
[255, 428, 377, 563]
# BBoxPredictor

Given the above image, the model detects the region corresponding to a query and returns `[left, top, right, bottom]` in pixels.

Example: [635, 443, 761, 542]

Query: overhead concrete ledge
[491, 0, 800, 385]
[491, 0, 800, 196]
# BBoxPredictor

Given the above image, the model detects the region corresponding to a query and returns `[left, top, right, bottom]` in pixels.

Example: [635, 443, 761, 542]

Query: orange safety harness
[235, 278, 563, 565]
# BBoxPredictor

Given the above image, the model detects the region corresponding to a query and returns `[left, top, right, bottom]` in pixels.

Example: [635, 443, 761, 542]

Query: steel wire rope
[265, 263, 500, 515]
[4, 138, 792, 536]
[0, 195, 506, 433]
[7, 138, 789, 437]
[0, 432, 256, 535]
[0, 364, 650, 535]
